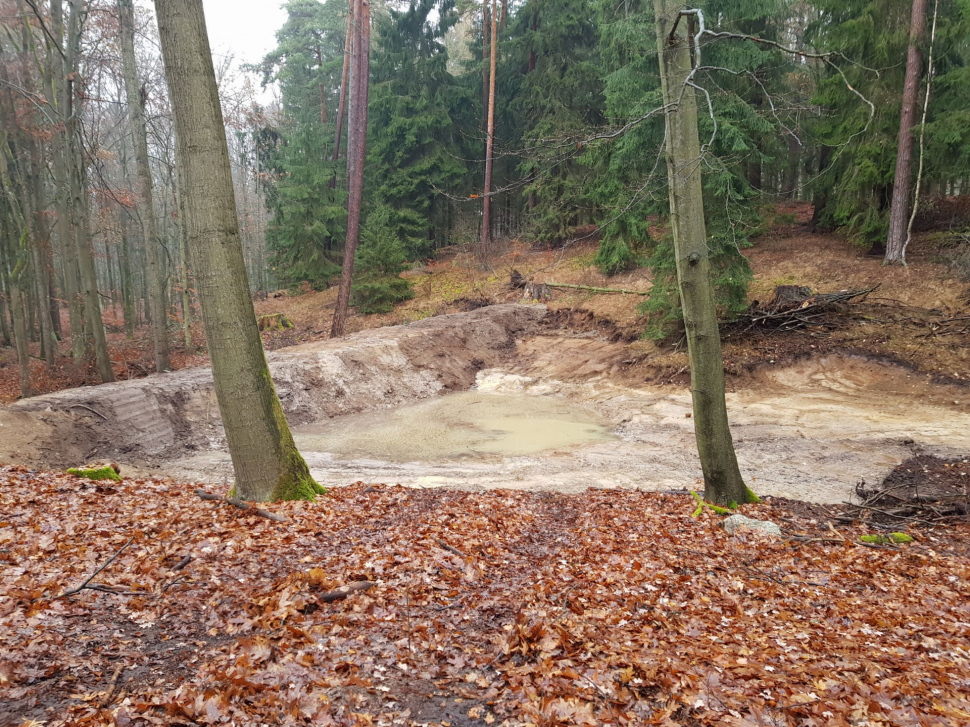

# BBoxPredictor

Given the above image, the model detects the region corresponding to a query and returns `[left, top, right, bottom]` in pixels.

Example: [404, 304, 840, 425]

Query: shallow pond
[294, 390, 616, 462]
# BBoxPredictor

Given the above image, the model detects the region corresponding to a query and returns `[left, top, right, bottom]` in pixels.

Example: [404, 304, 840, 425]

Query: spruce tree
[367, 0, 472, 258]
[258, 0, 348, 290]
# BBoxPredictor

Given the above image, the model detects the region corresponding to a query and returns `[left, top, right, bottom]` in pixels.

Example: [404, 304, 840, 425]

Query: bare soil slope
[0, 306, 542, 470]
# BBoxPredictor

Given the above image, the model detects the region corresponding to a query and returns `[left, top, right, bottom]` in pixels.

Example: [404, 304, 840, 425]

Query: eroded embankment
[0, 305, 544, 469]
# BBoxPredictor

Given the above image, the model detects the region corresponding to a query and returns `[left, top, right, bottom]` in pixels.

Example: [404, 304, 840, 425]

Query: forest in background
[1, 0, 970, 394]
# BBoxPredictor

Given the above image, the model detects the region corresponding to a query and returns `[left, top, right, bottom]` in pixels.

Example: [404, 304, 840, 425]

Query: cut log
[318, 581, 375, 602]
[546, 282, 649, 296]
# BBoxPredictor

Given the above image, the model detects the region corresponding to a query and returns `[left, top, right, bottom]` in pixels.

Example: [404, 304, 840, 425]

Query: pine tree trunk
[331, 0, 370, 339]
[654, 0, 751, 506]
[330, 0, 354, 176]
[885, 0, 928, 264]
[480, 0, 498, 260]
[155, 0, 320, 502]
[482, 1, 489, 111]
[119, 0, 170, 371]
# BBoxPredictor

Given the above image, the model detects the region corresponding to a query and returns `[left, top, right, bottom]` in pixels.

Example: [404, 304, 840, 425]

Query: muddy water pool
[168, 356, 970, 503]
[294, 391, 616, 462]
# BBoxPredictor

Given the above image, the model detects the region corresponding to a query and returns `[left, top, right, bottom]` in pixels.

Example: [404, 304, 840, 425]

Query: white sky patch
[202, 0, 288, 70]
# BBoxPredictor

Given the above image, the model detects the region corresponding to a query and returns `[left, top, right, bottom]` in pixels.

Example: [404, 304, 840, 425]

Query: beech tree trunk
[72, 140, 114, 383]
[119, 0, 169, 371]
[9, 279, 31, 398]
[174, 165, 193, 355]
[480, 0, 498, 260]
[155, 0, 320, 502]
[885, 0, 928, 264]
[46, 0, 85, 363]
[331, 0, 369, 338]
[654, 0, 751, 506]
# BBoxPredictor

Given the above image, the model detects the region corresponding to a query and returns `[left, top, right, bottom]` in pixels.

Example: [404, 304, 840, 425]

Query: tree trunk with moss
[155, 0, 321, 502]
[654, 0, 752, 506]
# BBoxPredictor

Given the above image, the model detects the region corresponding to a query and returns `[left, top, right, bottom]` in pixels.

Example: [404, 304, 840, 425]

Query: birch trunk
[154, 0, 320, 502]
[654, 0, 752, 505]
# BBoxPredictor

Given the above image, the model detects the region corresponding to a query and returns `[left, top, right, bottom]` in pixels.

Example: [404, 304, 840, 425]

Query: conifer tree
[367, 0, 472, 258]
[258, 0, 348, 290]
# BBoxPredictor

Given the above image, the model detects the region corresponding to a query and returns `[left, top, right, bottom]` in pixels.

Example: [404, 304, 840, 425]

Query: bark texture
[46, 0, 84, 362]
[885, 0, 928, 264]
[119, 0, 170, 371]
[331, 0, 370, 338]
[332, 2, 353, 164]
[654, 0, 752, 506]
[154, 0, 320, 502]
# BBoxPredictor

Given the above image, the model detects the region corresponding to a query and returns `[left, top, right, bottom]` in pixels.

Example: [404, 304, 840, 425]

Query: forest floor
[2, 205, 970, 725]
[1, 202, 968, 403]
[2, 460, 970, 726]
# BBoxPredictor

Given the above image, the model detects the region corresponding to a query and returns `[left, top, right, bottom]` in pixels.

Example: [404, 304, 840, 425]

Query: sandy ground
[163, 342, 970, 504]
[2, 303, 968, 504]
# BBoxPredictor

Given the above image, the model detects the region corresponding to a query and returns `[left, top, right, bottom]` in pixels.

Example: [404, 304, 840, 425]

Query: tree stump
[257, 313, 294, 331]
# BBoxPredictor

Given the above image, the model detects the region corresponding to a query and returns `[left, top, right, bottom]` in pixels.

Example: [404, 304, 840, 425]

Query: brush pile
[846, 454, 970, 526]
[730, 284, 878, 333]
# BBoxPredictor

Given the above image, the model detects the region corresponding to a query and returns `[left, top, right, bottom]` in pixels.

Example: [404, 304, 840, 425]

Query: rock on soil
[723, 514, 783, 536]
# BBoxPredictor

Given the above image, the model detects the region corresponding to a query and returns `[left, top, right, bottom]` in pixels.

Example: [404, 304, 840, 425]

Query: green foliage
[368, 0, 473, 258]
[257, 0, 349, 289]
[512, 0, 606, 242]
[351, 207, 415, 314]
[807, 0, 970, 247]
[638, 228, 753, 340]
[67, 466, 121, 482]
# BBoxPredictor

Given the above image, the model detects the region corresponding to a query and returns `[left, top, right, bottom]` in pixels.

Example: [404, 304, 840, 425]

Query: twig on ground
[318, 581, 375, 603]
[54, 535, 136, 599]
[545, 282, 649, 296]
[437, 539, 467, 558]
[195, 489, 289, 522]
[100, 663, 125, 707]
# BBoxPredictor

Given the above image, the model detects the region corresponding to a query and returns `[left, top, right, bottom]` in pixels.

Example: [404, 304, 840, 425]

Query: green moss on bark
[67, 466, 121, 482]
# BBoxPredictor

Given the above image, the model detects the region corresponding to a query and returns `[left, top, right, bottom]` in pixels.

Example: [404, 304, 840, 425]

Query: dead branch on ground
[195, 489, 289, 522]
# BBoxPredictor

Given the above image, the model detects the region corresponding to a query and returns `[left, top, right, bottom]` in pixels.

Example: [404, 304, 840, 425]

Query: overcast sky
[201, 0, 288, 69]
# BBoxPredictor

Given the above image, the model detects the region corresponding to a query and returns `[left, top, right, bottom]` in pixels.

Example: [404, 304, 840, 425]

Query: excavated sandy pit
[2, 304, 968, 503]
